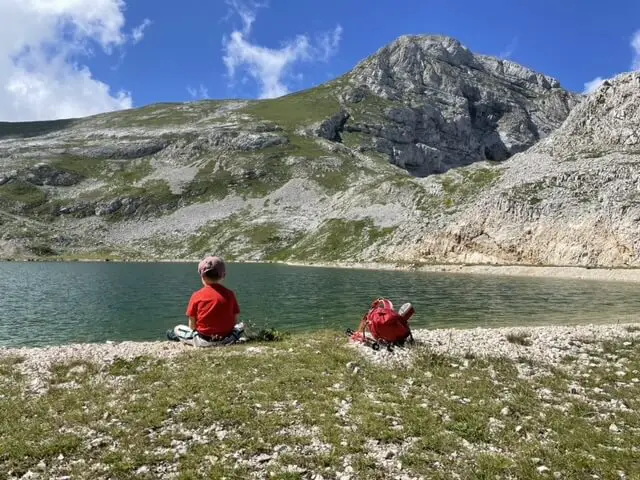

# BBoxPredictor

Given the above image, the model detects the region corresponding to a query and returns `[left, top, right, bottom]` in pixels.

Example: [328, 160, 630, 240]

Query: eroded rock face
[205, 129, 289, 151]
[63, 141, 168, 160]
[406, 72, 640, 267]
[95, 199, 123, 217]
[0, 173, 14, 186]
[342, 35, 581, 176]
[532, 72, 640, 157]
[59, 202, 95, 218]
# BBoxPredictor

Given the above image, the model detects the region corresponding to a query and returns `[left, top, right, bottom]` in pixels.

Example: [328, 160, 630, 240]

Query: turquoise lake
[1, 262, 639, 347]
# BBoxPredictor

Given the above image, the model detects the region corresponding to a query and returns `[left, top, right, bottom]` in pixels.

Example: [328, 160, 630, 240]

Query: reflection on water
[1, 262, 639, 347]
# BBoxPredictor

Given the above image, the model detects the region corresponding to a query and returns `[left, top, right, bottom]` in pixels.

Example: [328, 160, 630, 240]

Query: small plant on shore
[244, 321, 290, 342]
[505, 331, 532, 346]
[626, 325, 640, 333]
[254, 328, 289, 342]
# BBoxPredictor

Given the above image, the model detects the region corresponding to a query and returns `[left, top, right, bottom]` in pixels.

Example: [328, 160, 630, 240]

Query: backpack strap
[373, 298, 394, 311]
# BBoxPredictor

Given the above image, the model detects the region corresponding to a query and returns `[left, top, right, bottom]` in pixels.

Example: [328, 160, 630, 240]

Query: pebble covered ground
[353, 323, 640, 367]
[1, 322, 639, 480]
[3, 323, 638, 378]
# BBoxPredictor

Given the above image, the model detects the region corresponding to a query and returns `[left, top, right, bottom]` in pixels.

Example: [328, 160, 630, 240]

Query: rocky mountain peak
[349, 34, 569, 99]
[339, 34, 581, 176]
[373, 34, 475, 69]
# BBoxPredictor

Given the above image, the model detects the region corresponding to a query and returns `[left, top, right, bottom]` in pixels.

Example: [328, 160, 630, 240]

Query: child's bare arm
[188, 316, 197, 330]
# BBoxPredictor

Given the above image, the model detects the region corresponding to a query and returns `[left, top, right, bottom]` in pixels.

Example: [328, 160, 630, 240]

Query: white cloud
[498, 37, 519, 60]
[187, 84, 210, 100]
[222, 1, 342, 99]
[223, 0, 264, 35]
[0, 0, 136, 122]
[583, 76, 605, 94]
[582, 29, 640, 95]
[631, 30, 640, 71]
[317, 25, 343, 61]
[132, 18, 152, 44]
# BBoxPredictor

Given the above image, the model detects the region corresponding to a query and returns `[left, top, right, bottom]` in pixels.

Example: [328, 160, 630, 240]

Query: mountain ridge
[3, 35, 639, 267]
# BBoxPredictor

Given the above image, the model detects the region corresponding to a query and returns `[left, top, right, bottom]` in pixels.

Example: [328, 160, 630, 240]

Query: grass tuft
[505, 331, 533, 346]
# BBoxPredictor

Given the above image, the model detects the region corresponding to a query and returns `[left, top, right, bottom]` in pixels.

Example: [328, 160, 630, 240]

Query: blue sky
[1, 0, 639, 121]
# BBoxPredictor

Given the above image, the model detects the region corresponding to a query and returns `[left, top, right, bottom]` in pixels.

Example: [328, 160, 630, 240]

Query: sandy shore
[279, 261, 640, 283]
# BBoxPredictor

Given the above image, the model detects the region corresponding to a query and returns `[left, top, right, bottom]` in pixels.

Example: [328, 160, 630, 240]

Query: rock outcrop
[406, 72, 640, 267]
[532, 73, 640, 157]
[25, 163, 83, 186]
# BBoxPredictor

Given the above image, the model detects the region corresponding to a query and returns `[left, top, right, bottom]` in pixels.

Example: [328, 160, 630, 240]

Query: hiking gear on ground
[348, 298, 415, 350]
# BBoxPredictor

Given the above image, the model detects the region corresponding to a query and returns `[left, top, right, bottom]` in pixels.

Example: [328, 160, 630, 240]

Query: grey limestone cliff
[405, 72, 640, 267]
[338, 35, 581, 176]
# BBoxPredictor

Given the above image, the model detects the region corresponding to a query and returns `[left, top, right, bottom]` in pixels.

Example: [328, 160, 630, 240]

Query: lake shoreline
[4, 256, 640, 283]
[279, 261, 640, 283]
[2, 322, 639, 368]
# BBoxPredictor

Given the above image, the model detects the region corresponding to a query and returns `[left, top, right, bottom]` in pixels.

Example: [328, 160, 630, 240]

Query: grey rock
[533, 72, 640, 157]
[135, 466, 150, 475]
[91, 198, 141, 218]
[58, 202, 95, 218]
[411, 72, 640, 268]
[254, 453, 273, 463]
[24, 164, 81, 186]
[343, 35, 580, 176]
[314, 111, 350, 142]
[95, 199, 123, 217]
[121, 198, 141, 216]
[2, 38, 640, 270]
[68, 141, 167, 160]
[232, 132, 288, 150]
[206, 130, 288, 151]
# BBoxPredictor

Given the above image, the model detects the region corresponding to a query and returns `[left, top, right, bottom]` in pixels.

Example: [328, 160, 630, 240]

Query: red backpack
[349, 298, 415, 348]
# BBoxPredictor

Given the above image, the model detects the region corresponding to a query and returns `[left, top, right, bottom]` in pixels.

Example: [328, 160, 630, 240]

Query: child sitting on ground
[167, 256, 244, 347]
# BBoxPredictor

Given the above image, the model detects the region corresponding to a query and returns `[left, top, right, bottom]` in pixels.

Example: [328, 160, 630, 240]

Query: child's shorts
[167, 323, 245, 347]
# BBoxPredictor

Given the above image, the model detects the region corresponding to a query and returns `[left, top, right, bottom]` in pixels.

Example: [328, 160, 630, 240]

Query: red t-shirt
[186, 284, 240, 337]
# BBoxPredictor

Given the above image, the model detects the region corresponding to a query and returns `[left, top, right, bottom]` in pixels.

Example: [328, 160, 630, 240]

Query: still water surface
[1, 262, 639, 347]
